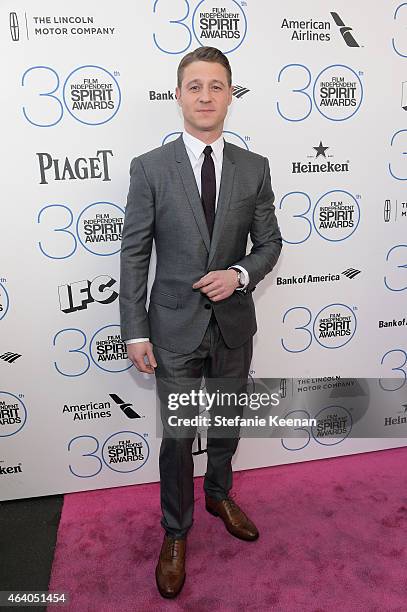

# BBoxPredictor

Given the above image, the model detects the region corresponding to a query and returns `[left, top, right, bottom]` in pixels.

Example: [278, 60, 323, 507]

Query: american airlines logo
[109, 394, 142, 419]
[232, 84, 250, 99]
[0, 352, 22, 364]
[330, 12, 360, 48]
[341, 268, 361, 279]
[9, 12, 19, 41]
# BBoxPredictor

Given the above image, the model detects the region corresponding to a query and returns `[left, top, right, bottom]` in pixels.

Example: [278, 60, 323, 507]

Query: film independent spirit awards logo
[312, 191, 360, 242]
[102, 432, 149, 473]
[192, 1, 247, 51]
[62, 66, 121, 125]
[89, 325, 131, 373]
[75, 203, 123, 256]
[0, 392, 27, 437]
[314, 305, 357, 349]
[313, 66, 363, 121]
[0, 281, 9, 321]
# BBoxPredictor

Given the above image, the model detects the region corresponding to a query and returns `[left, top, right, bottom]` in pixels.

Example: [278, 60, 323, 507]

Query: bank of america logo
[232, 84, 250, 99]
[9, 12, 19, 41]
[331, 12, 359, 47]
[109, 394, 142, 419]
[341, 268, 361, 279]
[0, 351, 21, 364]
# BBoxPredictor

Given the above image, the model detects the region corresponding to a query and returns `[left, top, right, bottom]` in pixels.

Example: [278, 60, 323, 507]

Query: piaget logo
[37, 150, 112, 184]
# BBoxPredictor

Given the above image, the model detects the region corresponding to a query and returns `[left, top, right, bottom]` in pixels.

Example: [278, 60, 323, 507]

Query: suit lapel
[208, 142, 235, 267]
[174, 135, 211, 253]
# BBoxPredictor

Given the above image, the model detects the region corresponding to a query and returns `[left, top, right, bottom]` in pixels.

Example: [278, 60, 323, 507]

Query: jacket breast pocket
[149, 289, 178, 309]
[229, 195, 256, 210]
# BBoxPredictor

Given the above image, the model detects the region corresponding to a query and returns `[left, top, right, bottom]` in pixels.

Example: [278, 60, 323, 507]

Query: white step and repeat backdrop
[1, 1, 406, 500]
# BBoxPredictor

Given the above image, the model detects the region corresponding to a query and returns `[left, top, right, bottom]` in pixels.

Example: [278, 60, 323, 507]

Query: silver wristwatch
[232, 267, 243, 287]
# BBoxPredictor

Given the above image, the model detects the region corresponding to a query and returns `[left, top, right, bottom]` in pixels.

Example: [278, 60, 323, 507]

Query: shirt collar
[182, 130, 224, 164]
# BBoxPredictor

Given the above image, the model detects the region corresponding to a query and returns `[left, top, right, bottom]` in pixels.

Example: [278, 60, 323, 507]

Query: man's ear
[228, 85, 233, 105]
[175, 86, 181, 105]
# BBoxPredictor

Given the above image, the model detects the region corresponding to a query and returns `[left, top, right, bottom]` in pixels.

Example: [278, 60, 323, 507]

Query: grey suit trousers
[154, 311, 253, 538]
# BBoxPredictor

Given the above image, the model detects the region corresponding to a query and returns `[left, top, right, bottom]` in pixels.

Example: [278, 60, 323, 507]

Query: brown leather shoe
[155, 535, 186, 598]
[205, 495, 259, 541]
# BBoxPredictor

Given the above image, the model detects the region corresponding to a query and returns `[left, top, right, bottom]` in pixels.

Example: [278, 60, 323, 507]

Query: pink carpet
[48, 448, 407, 611]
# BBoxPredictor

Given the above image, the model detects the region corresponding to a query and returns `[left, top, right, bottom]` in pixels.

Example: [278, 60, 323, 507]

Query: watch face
[232, 267, 243, 286]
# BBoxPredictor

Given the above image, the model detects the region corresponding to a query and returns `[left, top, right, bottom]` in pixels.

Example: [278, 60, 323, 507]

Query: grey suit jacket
[119, 134, 282, 354]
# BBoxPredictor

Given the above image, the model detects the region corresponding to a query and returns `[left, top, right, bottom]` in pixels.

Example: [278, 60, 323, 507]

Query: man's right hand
[126, 341, 157, 374]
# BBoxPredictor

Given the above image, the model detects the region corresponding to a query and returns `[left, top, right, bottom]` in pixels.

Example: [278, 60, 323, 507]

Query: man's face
[176, 60, 232, 136]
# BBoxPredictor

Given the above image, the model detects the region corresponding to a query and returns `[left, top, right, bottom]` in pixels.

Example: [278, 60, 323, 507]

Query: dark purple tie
[201, 145, 216, 238]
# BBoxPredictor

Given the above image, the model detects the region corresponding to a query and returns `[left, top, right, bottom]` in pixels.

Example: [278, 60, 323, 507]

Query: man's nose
[198, 87, 211, 102]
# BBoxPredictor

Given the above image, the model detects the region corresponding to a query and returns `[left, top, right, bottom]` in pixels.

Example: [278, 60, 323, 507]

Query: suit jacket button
[204, 304, 211, 309]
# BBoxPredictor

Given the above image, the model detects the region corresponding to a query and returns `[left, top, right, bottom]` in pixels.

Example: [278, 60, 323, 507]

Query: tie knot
[203, 145, 213, 157]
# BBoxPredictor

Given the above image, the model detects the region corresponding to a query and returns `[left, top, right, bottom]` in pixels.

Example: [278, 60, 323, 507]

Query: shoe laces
[223, 494, 245, 519]
[166, 537, 183, 558]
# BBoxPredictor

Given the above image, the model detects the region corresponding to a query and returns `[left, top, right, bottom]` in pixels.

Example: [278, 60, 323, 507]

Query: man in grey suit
[120, 46, 282, 598]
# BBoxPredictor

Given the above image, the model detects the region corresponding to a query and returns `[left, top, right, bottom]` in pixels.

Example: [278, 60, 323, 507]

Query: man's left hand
[192, 269, 239, 301]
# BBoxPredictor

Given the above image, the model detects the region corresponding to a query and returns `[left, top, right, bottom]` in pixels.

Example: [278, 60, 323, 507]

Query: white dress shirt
[126, 130, 249, 345]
